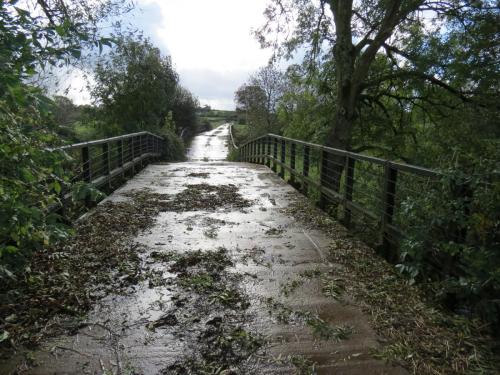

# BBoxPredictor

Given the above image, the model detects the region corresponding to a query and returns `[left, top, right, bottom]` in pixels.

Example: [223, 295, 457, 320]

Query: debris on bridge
[1, 125, 498, 374]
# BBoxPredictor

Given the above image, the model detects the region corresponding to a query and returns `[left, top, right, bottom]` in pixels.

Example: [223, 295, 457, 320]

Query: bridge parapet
[49, 132, 165, 209]
[238, 134, 444, 255]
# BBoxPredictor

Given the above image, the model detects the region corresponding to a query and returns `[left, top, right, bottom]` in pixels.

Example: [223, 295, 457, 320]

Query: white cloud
[62, 0, 272, 110]
[137, 0, 272, 109]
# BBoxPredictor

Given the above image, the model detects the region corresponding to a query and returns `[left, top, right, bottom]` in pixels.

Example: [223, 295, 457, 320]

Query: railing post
[303, 145, 310, 195]
[102, 142, 110, 176]
[139, 135, 144, 168]
[343, 156, 355, 228]
[131, 137, 136, 174]
[118, 140, 124, 167]
[290, 142, 296, 185]
[265, 136, 271, 167]
[102, 142, 111, 187]
[118, 139, 124, 178]
[319, 150, 330, 209]
[279, 139, 286, 178]
[272, 137, 278, 172]
[257, 140, 262, 164]
[82, 146, 91, 183]
[381, 162, 398, 259]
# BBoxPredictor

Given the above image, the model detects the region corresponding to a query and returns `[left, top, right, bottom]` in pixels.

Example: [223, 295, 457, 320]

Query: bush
[397, 160, 500, 331]
[158, 128, 186, 161]
[0, 112, 71, 278]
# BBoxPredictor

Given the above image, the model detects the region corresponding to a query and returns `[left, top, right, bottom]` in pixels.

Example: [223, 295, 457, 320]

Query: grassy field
[198, 109, 237, 129]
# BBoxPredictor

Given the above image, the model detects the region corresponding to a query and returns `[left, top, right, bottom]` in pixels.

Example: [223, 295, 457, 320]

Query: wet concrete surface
[2, 124, 407, 374]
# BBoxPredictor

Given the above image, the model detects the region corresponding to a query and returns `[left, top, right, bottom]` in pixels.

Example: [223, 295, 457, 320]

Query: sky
[65, 0, 273, 110]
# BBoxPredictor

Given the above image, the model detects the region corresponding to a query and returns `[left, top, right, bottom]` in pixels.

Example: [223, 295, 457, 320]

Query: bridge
[2, 125, 472, 374]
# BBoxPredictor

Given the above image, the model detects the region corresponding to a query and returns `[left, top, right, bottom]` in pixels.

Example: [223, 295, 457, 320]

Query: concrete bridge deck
[3, 125, 406, 374]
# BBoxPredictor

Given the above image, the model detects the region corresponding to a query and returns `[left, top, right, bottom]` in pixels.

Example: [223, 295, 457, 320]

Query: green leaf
[52, 181, 61, 194]
[20, 168, 35, 182]
[6, 246, 18, 254]
[55, 25, 66, 37]
[70, 48, 81, 59]
[0, 331, 9, 343]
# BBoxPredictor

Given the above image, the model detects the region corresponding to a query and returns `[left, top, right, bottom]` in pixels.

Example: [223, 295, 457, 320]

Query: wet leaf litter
[2, 125, 430, 374]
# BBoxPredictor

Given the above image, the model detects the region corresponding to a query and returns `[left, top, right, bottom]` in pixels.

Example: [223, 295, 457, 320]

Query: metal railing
[55, 131, 165, 188]
[238, 134, 441, 250]
[228, 123, 239, 150]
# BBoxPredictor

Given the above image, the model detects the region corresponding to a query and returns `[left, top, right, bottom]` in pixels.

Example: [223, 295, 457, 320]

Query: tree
[235, 84, 267, 128]
[234, 65, 286, 136]
[256, 0, 499, 188]
[0, 0, 132, 277]
[51, 96, 80, 126]
[171, 86, 199, 138]
[92, 36, 179, 134]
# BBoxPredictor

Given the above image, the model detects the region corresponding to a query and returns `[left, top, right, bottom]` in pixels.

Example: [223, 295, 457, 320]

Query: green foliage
[157, 128, 186, 162]
[0, 0, 132, 277]
[0, 112, 72, 276]
[92, 35, 179, 134]
[397, 157, 500, 328]
[197, 109, 236, 130]
[243, 0, 499, 332]
[234, 65, 286, 139]
[277, 65, 331, 144]
[92, 35, 199, 142]
[172, 86, 199, 138]
[71, 182, 106, 202]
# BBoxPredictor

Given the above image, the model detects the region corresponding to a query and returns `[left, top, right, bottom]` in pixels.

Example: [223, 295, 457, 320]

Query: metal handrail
[53, 131, 164, 151]
[55, 132, 166, 189]
[237, 133, 444, 252]
[228, 123, 239, 150]
[240, 133, 438, 177]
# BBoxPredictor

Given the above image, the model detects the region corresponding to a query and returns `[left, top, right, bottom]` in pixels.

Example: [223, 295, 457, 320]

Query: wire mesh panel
[54, 132, 165, 190]
[238, 134, 441, 250]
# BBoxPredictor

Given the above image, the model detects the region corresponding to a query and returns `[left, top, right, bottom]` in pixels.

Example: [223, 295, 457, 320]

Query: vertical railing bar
[303, 144, 310, 196]
[381, 162, 398, 259]
[82, 146, 91, 183]
[343, 156, 355, 228]
[290, 142, 296, 185]
[265, 136, 271, 167]
[272, 137, 278, 172]
[131, 137, 136, 174]
[280, 138, 286, 178]
[319, 149, 329, 208]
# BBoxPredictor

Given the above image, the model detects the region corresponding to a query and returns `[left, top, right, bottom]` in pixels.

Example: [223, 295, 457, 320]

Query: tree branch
[364, 71, 473, 103]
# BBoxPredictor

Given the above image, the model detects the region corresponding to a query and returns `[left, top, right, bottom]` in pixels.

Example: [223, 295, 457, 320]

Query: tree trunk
[321, 1, 357, 211]
[320, 97, 357, 212]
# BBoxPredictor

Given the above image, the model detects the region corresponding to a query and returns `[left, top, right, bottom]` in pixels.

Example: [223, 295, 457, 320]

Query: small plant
[290, 355, 317, 374]
[306, 317, 353, 341]
[281, 278, 304, 296]
[321, 277, 344, 300]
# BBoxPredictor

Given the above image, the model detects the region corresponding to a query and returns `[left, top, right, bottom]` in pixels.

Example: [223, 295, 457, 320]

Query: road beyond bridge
[3, 124, 408, 374]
